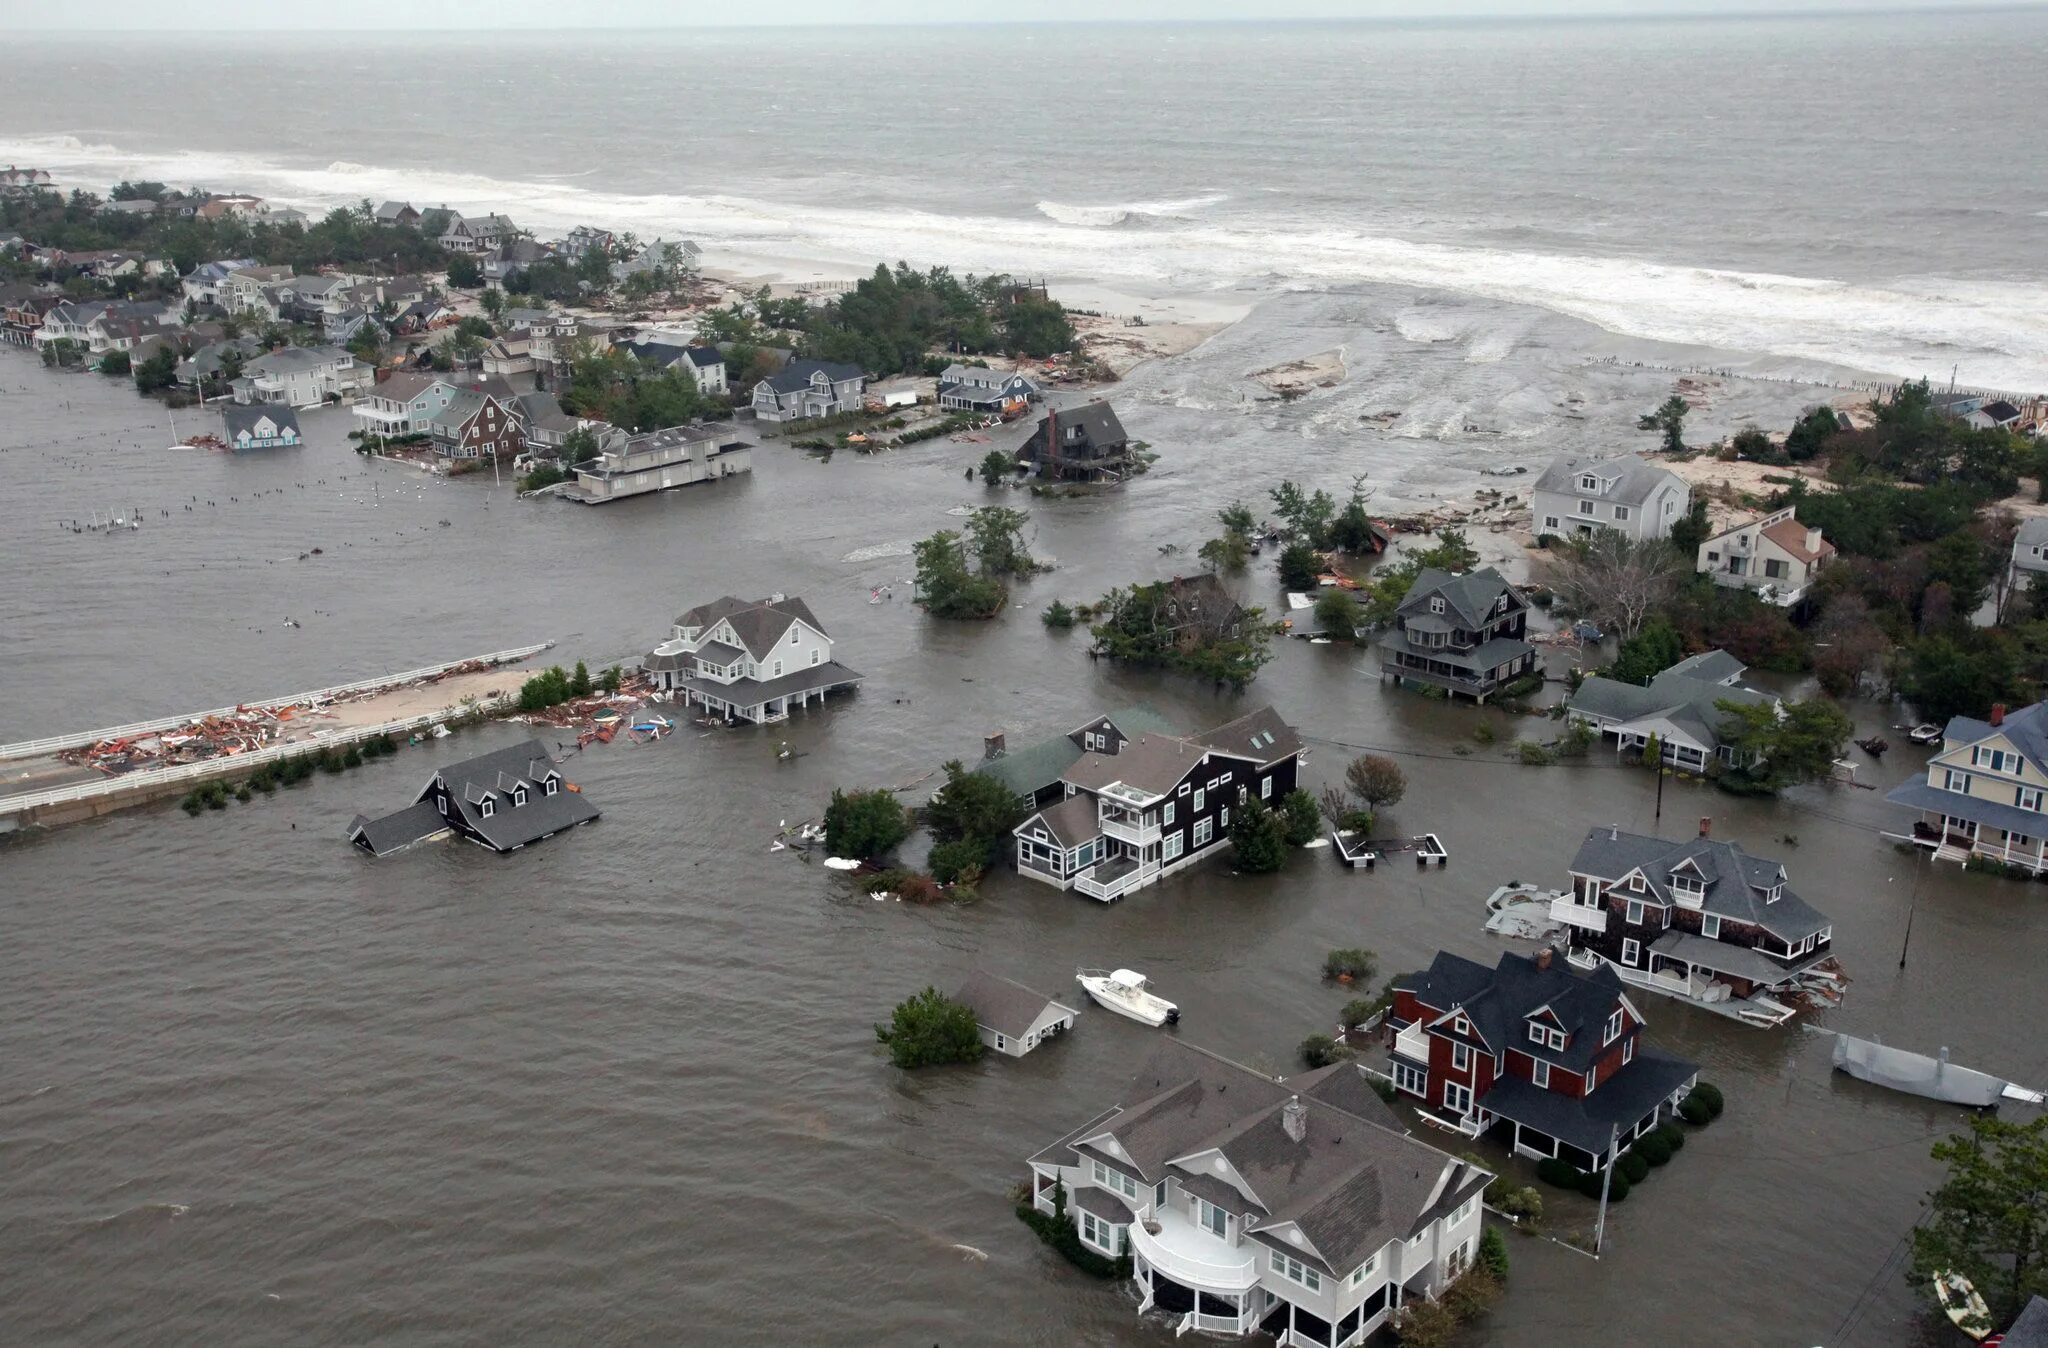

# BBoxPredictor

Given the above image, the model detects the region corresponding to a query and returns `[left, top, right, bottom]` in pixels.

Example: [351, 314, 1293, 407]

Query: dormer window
[1453, 1014, 1468, 1035]
[544, 777, 559, 796]
[1766, 884, 1782, 903]
[512, 785, 528, 807]
[1628, 873, 1645, 892]
[478, 796, 496, 818]
[1578, 474, 1600, 492]
[1671, 874, 1703, 899]
[1528, 1022, 1545, 1045]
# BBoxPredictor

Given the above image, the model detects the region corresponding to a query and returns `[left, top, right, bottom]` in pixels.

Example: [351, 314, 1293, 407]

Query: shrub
[1679, 1096, 1711, 1125]
[1391, 1294, 1461, 1348]
[1536, 1158, 1581, 1189]
[1606, 1172, 1631, 1203]
[1472, 722, 1497, 745]
[1495, 1186, 1543, 1223]
[234, 784, 253, 802]
[1370, 1075, 1397, 1102]
[1633, 1131, 1674, 1167]
[1278, 788, 1322, 846]
[824, 787, 911, 860]
[1478, 1226, 1510, 1281]
[1654, 1122, 1685, 1153]
[1514, 740, 1556, 766]
[1015, 1181, 1131, 1280]
[1690, 1081, 1725, 1117]
[342, 746, 363, 769]
[865, 868, 947, 903]
[874, 987, 983, 1069]
[1323, 947, 1377, 981]
[926, 838, 988, 885]
[1619, 1152, 1650, 1185]
[1041, 598, 1076, 629]
[1229, 798, 1289, 873]
[1574, 1169, 1605, 1199]
[1300, 1033, 1351, 1069]
[1338, 998, 1381, 1032]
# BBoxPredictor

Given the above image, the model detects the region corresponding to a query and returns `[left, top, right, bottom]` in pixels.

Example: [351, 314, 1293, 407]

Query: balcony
[1549, 895, 1607, 933]
[1075, 855, 1159, 901]
[1393, 1023, 1432, 1063]
[1128, 1207, 1258, 1293]
[1100, 812, 1161, 846]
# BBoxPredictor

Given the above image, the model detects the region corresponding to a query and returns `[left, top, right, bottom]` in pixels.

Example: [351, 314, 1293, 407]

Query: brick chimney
[1536, 947, 1553, 971]
[983, 730, 1007, 760]
[1281, 1095, 1307, 1143]
[1992, 704, 2006, 727]
[1698, 816, 1712, 839]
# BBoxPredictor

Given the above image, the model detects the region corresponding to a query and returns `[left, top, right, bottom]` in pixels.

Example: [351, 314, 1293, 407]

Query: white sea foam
[839, 541, 914, 564]
[1035, 194, 1228, 227]
[5, 133, 2043, 388]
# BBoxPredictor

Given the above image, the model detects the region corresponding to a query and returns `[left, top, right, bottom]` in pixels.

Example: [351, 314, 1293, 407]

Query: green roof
[962, 705, 1182, 799]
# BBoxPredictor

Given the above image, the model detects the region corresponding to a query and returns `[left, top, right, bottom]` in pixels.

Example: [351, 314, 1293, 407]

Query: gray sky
[0, 0, 2036, 29]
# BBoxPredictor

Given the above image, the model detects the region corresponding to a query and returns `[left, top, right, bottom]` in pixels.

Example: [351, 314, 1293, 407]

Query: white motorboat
[1076, 967, 1179, 1027]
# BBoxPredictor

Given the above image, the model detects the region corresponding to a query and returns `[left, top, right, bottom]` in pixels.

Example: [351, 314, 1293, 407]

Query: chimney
[1609, 824, 1618, 842]
[1535, 947, 1553, 971]
[1281, 1095, 1307, 1143]
[983, 730, 1007, 760]
[1698, 817, 1712, 839]
[1806, 526, 1823, 553]
[1992, 704, 2006, 727]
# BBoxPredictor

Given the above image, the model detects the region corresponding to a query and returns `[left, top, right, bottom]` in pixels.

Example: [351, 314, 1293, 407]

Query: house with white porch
[182, 258, 257, 308]
[570, 423, 752, 503]
[1027, 1040, 1492, 1347]
[640, 594, 861, 725]
[1530, 453, 1689, 544]
[1011, 706, 1302, 902]
[1564, 649, 1777, 773]
[1884, 700, 2048, 874]
[1696, 506, 1835, 605]
[231, 346, 369, 407]
[350, 371, 511, 437]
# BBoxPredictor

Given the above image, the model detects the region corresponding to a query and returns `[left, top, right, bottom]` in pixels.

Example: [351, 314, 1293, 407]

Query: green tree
[132, 344, 179, 393]
[923, 760, 1026, 854]
[446, 254, 482, 288]
[1313, 587, 1359, 640]
[913, 530, 1006, 620]
[1911, 1114, 2048, 1334]
[1729, 425, 1774, 460]
[1270, 480, 1338, 547]
[978, 449, 1012, 487]
[824, 787, 911, 860]
[1924, 530, 1992, 620]
[1345, 754, 1406, 813]
[1899, 633, 2029, 724]
[1327, 476, 1381, 554]
[481, 287, 505, 323]
[1610, 617, 1685, 685]
[1300, 1034, 1351, 1069]
[1714, 696, 1853, 789]
[1217, 499, 1257, 541]
[98, 349, 131, 376]
[1200, 532, 1251, 573]
[569, 660, 592, 697]
[1639, 392, 1689, 454]
[1784, 405, 1840, 462]
[965, 505, 1034, 577]
[1277, 789, 1322, 846]
[874, 987, 984, 1069]
[1277, 540, 1321, 591]
[1229, 798, 1289, 872]
[1669, 498, 1711, 559]
[1041, 598, 1076, 629]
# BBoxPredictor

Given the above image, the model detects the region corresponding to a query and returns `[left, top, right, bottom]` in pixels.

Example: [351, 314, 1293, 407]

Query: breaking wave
[2, 132, 2043, 387]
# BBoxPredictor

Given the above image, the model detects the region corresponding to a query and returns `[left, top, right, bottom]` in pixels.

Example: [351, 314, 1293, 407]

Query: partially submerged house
[750, 359, 867, 422]
[1377, 567, 1536, 703]
[1027, 1040, 1491, 1346]
[1020, 401, 1129, 482]
[427, 388, 526, 461]
[954, 970, 1077, 1057]
[570, 423, 752, 502]
[1564, 649, 1777, 773]
[620, 338, 729, 397]
[231, 346, 370, 407]
[971, 707, 1182, 807]
[220, 403, 303, 451]
[640, 594, 862, 724]
[348, 739, 599, 856]
[1696, 506, 1835, 606]
[1884, 700, 2048, 873]
[1012, 705, 1302, 901]
[1387, 949, 1699, 1172]
[1553, 822, 1837, 1026]
[936, 363, 1038, 414]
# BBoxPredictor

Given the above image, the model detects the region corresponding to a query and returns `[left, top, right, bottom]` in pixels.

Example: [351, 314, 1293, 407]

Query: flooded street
[2, 301, 2043, 1347]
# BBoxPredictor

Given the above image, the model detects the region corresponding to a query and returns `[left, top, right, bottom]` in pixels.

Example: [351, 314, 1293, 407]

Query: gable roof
[1060, 705, 1299, 800]
[1395, 950, 1630, 1073]
[1197, 704, 1303, 767]
[1039, 400, 1126, 448]
[1567, 827, 1829, 942]
[1940, 700, 2048, 771]
[220, 403, 299, 438]
[974, 706, 1182, 799]
[1760, 516, 1835, 565]
[1399, 567, 1520, 627]
[1533, 454, 1682, 506]
[954, 970, 1073, 1039]
[759, 359, 864, 393]
[1566, 649, 1771, 750]
[431, 738, 598, 850]
[1022, 793, 1101, 848]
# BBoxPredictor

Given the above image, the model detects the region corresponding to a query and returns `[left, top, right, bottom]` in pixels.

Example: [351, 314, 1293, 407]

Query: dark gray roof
[1649, 931, 1832, 987]
[1397, 566, 1522, 628]
[1886, 779, 2048, 838]
[1394, 950, 1631, 1073]
[1664, 649, 1746, 684]
[1566, 827, 1830, 943]
[683, 345, 723, 368]
[954, 969, 1074, 1039]
[1472, 1046, 1698, 1155]
[1198, 704, 1303, 767]
[683, 595, 828, 659]
[1533, 454, 1683, 506]
[694, 640, 744, 666]
[1061, 705, 1300, 799]
[2003, 1296, 2048, 1348]
[1038, 401, 1126, 449]
[431, 739, 599, 851]
[220, 403, 300, 439]
[1292, 1063, 1404, 1135]
[760, 359, 864, 393]
[976, 706, 1182, 799]
[1567, 651, 1772, 750]
[1069, 1185, 1134, 1224]
[347, 800, 448, 856]
[1022, 793, 1100, 848]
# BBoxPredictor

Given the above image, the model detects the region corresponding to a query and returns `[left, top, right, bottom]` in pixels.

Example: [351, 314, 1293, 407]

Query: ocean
[4, 14, 2048, 1348]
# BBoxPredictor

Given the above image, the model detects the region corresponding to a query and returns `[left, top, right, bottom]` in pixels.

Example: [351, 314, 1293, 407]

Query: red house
[1387, 949, 1698, 1173]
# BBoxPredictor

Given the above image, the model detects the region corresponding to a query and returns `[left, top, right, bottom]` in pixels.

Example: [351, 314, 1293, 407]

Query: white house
[231, 346, 369, 407]
[571, 423, 752, 503]
[1564, 649, 1778, 773]
[439, 212, 516, 254]
[640, 594, 861, 724]
[937, 363, 1038, 413]
[1696, 506, 1836, 605]
[1530, 454, 1690, 544]
[1027, 1041, 1492, 1347]
[350, 372, 509, 437]
[181, 258, 256, 308]
[954, 970, 1076, 1058]
[2010, 518, 2048, 596]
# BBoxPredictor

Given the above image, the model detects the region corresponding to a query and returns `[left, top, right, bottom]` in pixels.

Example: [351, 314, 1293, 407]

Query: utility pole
[1653, 754, 1665, 823]
[1898, 866, 1922, 970]
[1593, 1123, 1620, 1255]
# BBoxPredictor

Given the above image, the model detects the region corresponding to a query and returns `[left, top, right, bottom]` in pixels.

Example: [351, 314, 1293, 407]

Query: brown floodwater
[2, 301, 2041, 1347]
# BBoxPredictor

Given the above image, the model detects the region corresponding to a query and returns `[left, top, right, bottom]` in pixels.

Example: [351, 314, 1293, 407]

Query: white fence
[0, 642, 553, 762]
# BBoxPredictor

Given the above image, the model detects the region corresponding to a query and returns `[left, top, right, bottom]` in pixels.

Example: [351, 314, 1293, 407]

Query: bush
[342, 746, 363, 769]
[1015, 1181, 1131, 1280]
[1679, 1096, 1711, 1125]
[1655, 1122, 1685, 1153]
[1278, 788, 1322, 846]
[865, 868, 947, 903]
[1323, 947, 1377, 981]
[926, 838, 987, 885]
[1607, 1173, 1631, 1202]
[1371, 1075, 1397, 1102]
[1537, 1158, 1580, 1189]
[1338, 998, 1381, 1032]
[1472, 721, 1497, 745]
[1495, 1186, 1543, 1223]
[1300, 1033, 1351, 1069]
[1041, 599, 1076, 629]
[1478, 1226, 1510, 1281]
[874, 987, 983, 1068]
[1229, 798, 1289, 872]
[1689, 1081, 1725, 1117]
[1574, 1169, 1605, 1199]
[1633, 1131, 1674, 1167]
[824, 787, 911, 860]
[1619, 1151, 1650, 1185]
[1514, 740, 1556, 766]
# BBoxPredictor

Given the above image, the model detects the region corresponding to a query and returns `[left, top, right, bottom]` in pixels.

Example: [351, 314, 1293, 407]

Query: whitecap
[839, 541, 914, 564]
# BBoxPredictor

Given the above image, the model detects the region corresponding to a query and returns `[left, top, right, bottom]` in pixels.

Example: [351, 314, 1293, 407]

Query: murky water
[3, 302, 2044, 1347]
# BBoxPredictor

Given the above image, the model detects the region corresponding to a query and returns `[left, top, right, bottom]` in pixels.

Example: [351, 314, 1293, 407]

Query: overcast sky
[0, 0, 2036, 30]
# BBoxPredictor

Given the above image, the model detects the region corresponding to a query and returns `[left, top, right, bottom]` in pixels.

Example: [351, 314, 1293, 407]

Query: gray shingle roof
[1023, 793, 1100, 848]
[1533, 454, 1683, 507]
[760, 359, 864, 393]
[1198, 705, 1303, 766]
[2003, 1296, 2048, 1348]
[1567, 650, 1771, 750]
[1567, 827, 1830, 943]
[1939, 700, 2048, 773]
[1393, 950, 1629, 1073]
[220, 404, 299, 440]
[1397, 566, 1521, 628]
[347, 800, 447, 856]
[1473, 1046, 1698, 1155]
[954, 969, 1074, 1039]
[974, 706, 1183, 800]
[434, 739, 599, 851]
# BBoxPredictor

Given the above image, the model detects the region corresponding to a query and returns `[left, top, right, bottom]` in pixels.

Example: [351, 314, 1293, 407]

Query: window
[1604, 1010, 1623, 1044]
[1178, 783, 1190, 796]
[1544, 515, 1560, 530]
[1945, 769, 1973, 794]
[1528, 1022, 1545, 1045]
[1623, 1038, 1635, 1065]
[994, 1034, 1006, 1051]
[1193, 819, 1213, 848]
[1219, 807, 1229, 830]
[1613, 505, 1630, 522]
[1671, 873, 1703, 900]
[1443, 1081, 1472, 1115]
[1197, 1197, 1229, 1237]
[1079, 1210, 1123, 1253]
[512, 785, 527, 806]
[1449, 1196, 1477, 1228]
[1089, 1160, 1139, 1200]
[1260, 776, 1272, 799]
[1393, 1061, 1427, 1096]
[1237, 784, 1248, 805]
[1578, 500, 1596, 516]
[478, 796, 495, 818]
[1701, 914, 1720, 939]
[1628, 872, 1645, 892]
[1453, 1014, 1468, 1034]
[810, 650, 820, 665]
[1155, 1181, 1168, 1207]
[1273, 1251, 1321, 1292]
[435, 795, 447, 816]
[1193, 787, 1206, 813]
[1626, 900, 1645, 926]
[1085, 732, 1099, 750]
[1547, 1027, 1565, 1051]
[1164, 833, 1184, 861]
[2020, 787, 2044, 812]
[1451, 1043, 1471, 1071]
[1348, 1252, 1380, 1287]
[1163, 801, 1175, 825]
[789, 629, 798, 644]
[1531, 1059, 1550, 1089]
[1621, 938, 1640, 966]
[1585, 1061, 1598, 1093]
[1578, 474, 1599, 492]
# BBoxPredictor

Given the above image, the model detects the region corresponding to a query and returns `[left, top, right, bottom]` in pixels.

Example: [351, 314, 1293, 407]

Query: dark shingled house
[348, 739, 599, 856]
[1021, 400, 1130, 482]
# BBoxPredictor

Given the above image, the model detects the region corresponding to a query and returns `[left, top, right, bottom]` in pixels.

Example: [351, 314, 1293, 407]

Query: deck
[1331, 830, 1449, 870]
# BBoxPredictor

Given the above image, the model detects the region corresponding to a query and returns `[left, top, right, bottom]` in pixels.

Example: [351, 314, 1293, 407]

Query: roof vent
[1281, 1095, 1307, 1143]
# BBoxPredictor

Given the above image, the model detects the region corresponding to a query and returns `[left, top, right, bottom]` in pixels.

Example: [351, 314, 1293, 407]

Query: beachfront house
[374, 200, 420, 227]
[1010, 705, 1301, 902]
[570, 423, 753, 502]
[750, 360, 867, 423]
[439, 212, 517, 255]
[620, 339, 729, 398]
[1386, 948, 1699, 1172]
[559, 225, 616, 259]
[640, 594, 863, 724]
[427, 388, 526, 460]
[1377, 567, 1536, 703]
[1019, 401, 1130, 482]
[0, 166, 56, 194]
[1551, 821, 1837, 1026]
[2009, 519, 2048, 596]
[220, 404, 302, 451]
[1564, 649, 1777, 773]
[954, 970, 1076, 1058]
[970, 708, 1183, 808]
[937, 363, 1038, 414]
[1026, 1040, 1491, 1346]
[610, 237, 700, 283]
[351, 372, 507, 437]
[2, 290, 60, 347]
[392, 299, 456, 335]
[1530, 454, 1690, 544]
[1884, 700, 2048, 874]
[231, 346, 369, 407]
[483, 238, 553, 291]
[481, 333, 534, 378]
[347, 739, 599, 857]
[218, 264, 295, 314]
[1967, 399, 2024, 432]
[510, 390, 596, 455]
[1696, 507, 1834, 606]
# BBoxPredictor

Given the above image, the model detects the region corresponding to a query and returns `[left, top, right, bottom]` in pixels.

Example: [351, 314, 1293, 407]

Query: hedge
[1619, 1152, 1650, 1185]
[1015, 1191, 1132, 1281]
[1633, 1131, 1674, 1167]
[1688, 1082, 1725, 1117]
[1656, 1122, 1685, 1153]
[1679, 1096, 1712, 1126]
[1536, 1158, 1581, 1190]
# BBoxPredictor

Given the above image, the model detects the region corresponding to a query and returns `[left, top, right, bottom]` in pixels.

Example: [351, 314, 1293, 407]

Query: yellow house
[1884, 702, 2048, 872]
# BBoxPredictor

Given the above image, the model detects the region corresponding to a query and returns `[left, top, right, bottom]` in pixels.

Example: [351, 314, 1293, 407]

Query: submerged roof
[954, 969, 1073, 1039]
